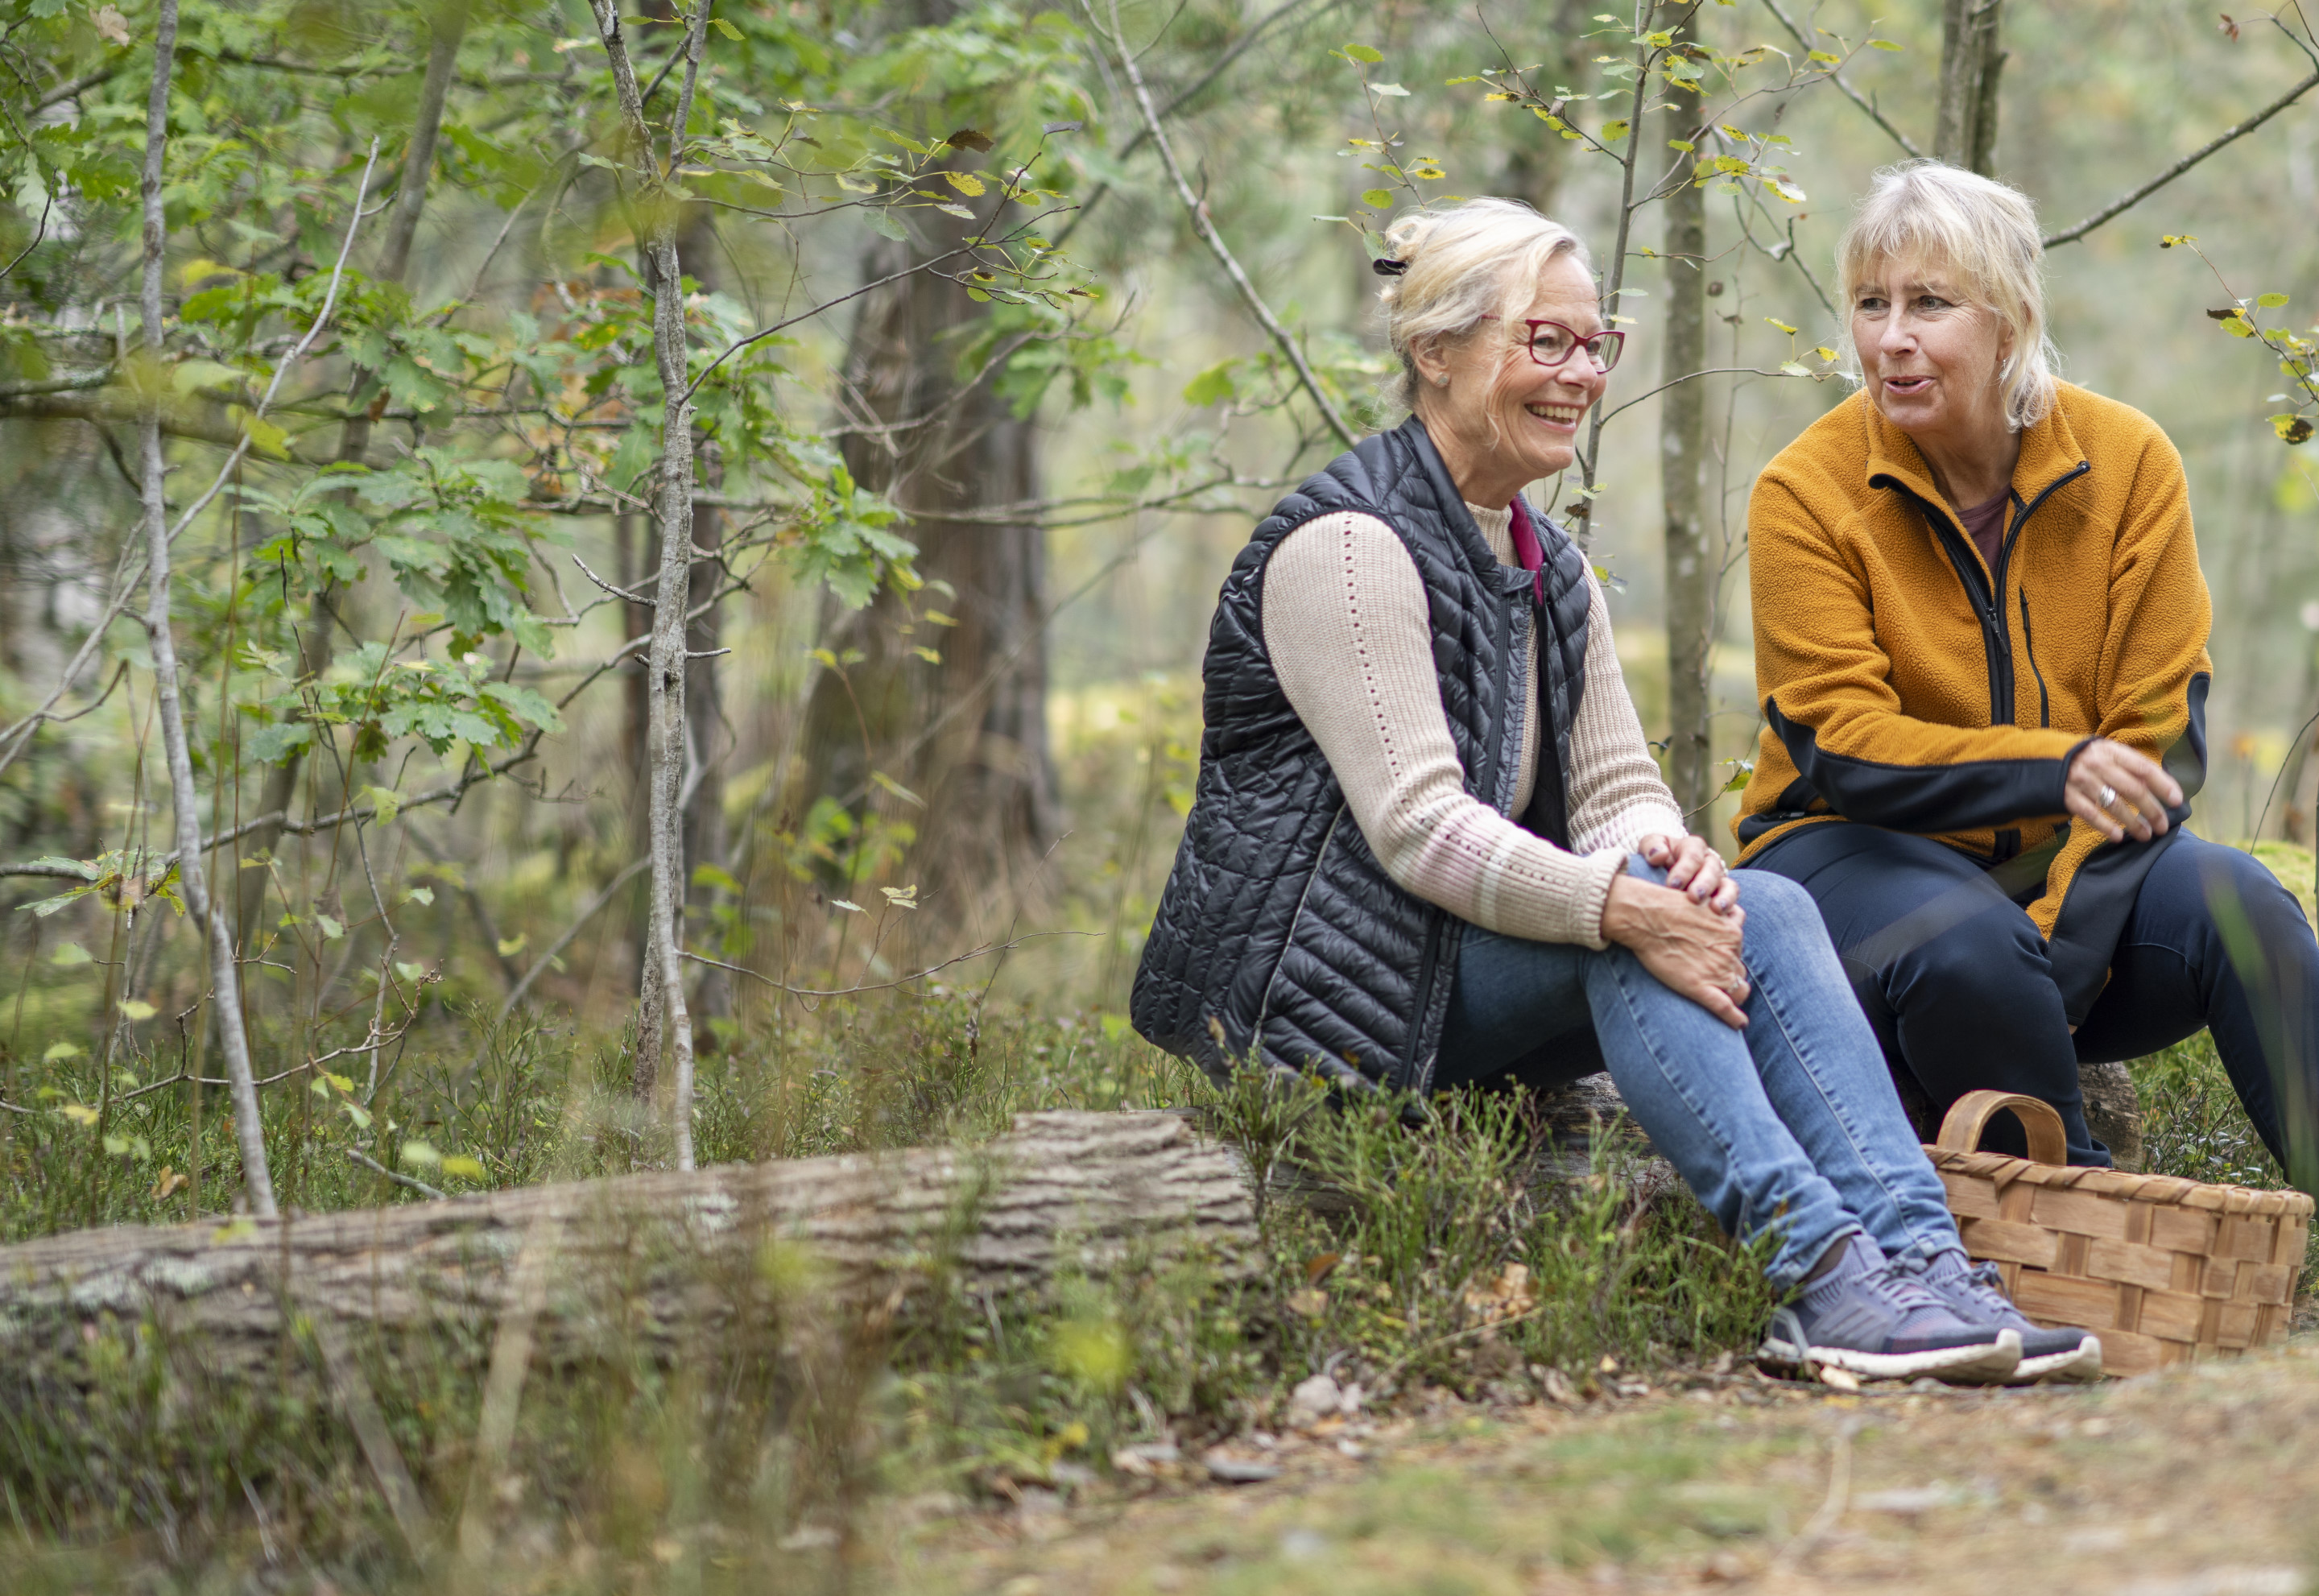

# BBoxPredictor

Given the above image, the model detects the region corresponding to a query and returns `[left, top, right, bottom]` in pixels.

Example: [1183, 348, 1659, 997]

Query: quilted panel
[1132, 417, 1593, 1093]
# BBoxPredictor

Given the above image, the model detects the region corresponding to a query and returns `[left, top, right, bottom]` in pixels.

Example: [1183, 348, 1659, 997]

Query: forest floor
[909, 1336, 2319, 1596]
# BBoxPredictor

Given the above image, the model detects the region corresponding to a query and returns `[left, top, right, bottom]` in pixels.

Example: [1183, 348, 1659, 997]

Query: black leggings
[1751, 823, 2319, 1175]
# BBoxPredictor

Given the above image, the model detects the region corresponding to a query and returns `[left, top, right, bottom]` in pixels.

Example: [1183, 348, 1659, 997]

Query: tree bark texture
[800, 213, 1060, 933]
[1935, 0, 2006, 175]
[588, 0, 702, 1167]
[1659, 83, 1713, 821]
[0, 1112, 1255, 1380]
[133, 0, 278, 1218]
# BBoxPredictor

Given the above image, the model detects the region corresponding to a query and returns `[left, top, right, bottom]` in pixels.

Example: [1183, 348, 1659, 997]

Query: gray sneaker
[1758, 1233, 2022, 1385]
[1911, 1251, 2103, 1383]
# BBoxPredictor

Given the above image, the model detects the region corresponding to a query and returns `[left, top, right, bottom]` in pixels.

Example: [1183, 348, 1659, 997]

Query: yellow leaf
[942, 170, 986, 196]
[59, 1104, 99, 1126]
[119, 998, 157, 1021]
[441, 1154, 487, 1180]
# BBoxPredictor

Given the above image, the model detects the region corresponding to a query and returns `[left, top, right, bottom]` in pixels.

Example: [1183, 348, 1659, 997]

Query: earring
[1435, 374, 1449, 387]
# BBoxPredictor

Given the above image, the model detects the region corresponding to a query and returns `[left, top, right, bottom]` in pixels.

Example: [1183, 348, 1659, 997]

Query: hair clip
[1370, 257, 1410, 278]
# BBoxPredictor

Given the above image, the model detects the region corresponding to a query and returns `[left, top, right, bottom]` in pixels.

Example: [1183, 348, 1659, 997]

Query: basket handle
[1934, 1090, 2069, 1164]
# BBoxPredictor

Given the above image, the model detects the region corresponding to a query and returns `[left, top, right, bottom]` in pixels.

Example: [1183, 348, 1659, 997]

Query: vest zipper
[2019, 587, 2051, 730]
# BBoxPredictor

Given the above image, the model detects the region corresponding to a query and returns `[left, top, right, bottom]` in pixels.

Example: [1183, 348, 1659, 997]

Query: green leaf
[1599, 120, 1630, 143]
[2259, 292, 2291, 308]
[400, 1139, 441, 1168]
[1183, 360, 1238, 407]
[1361, 188, 1395, 209]
[43, 1041, 82, 1061]
[709, 15, 742, 38]
[50, 942, 92, 966]
[1342, 42, 1384, 63]
[403, 885, 435, 906]
[1867, 37, 1903, 49]
[315, 913, 345, 941]
[1370, 81, 1411, 97]
[1780, 360, 1812, 377]
[942, 170, 985, 196]
[362, 784, 403, 828]
[118, 999, 156, 1022]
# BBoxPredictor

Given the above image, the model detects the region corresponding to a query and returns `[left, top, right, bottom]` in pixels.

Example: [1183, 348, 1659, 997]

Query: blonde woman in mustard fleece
[1134, 197, 2099, 1383]
[1740, 159, 2319, 1192]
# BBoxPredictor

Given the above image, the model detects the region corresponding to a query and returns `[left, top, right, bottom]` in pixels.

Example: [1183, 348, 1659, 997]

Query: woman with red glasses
[1131, 197, 2096, 1383]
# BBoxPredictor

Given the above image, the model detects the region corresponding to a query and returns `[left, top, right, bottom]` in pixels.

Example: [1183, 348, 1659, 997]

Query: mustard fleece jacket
[1735, 381, 2214, 1023]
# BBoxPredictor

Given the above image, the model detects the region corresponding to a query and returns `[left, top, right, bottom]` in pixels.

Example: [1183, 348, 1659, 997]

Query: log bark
[0, 1111, 1255, 1379]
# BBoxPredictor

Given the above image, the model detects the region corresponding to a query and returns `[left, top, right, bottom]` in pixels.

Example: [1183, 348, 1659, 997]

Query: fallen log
[0, 1110, 1254, 1376]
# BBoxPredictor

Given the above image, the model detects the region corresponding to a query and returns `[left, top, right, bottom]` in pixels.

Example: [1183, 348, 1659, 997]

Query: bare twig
[1759, 0, 1921, 157]
[346, 1147, 447, 1201]
[1097, 0, 1356, 449]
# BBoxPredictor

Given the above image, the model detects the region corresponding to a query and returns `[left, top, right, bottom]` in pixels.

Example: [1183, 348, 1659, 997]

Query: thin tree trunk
[236, 0, 471, 952]
[588, 0, 704, 1167]
[1660, 76, 1713, 819]
[134, 0, 276, 1217]
[1936, 0, 2005, 175]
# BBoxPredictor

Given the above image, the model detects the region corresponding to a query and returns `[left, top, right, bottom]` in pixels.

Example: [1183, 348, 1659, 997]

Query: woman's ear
[1411, 334, 1450, 391]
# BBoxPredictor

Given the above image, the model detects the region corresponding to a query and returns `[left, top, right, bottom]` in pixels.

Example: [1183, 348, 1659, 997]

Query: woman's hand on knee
[1601, 872, 1751, 1030]
[1638, 833, 1740, 916]
[2065, 738, 2182, 844]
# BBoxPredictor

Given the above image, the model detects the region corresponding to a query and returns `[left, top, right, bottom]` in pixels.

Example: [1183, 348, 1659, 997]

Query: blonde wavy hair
[1837, 160, 2059, 432]
[1375, 198, 1591, 411]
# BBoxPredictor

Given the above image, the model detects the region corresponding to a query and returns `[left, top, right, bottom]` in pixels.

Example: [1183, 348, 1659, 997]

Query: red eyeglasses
[1480, 315, 1626, 374]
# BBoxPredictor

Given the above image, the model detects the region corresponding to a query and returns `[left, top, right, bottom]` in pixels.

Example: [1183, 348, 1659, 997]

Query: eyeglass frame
[1476, 314, 1627, 374]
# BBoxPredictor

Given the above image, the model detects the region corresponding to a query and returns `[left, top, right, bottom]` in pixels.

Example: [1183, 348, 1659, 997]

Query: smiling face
[1414, 251, 1610, 507]
[1850, 254, 2015, 454]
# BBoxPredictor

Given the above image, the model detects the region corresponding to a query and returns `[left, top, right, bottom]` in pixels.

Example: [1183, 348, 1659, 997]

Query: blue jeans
[1752, 822, 2319, 1174]
[1436, 860, 1961, 1290]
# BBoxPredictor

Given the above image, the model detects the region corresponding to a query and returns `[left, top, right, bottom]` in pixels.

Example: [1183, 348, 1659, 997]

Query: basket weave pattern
[1927, 1091, 2313, 1378]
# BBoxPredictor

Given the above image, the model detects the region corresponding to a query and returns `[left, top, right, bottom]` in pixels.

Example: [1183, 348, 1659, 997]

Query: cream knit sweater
[1261, 503, 1688, 949]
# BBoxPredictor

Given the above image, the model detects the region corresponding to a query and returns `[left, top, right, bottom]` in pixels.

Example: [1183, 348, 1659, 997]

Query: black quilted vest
[1131, 417, 1594, 1093]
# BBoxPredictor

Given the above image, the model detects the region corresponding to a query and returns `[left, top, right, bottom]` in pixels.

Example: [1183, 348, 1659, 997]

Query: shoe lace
[1893, 1251, 2015, 1317]
[1860, 1255, 1963, 1321]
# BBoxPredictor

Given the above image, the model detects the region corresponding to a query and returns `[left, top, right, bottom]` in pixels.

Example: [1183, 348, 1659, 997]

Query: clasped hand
[2065, 738, 2183, 845]
[1599, 834, 1751, 1031]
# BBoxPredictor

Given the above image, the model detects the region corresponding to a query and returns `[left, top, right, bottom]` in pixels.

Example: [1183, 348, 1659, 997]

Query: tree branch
[1759, 0, 1921, 157]
[2042, 68, 2319, 248]
[1095, 0, 1356, 449]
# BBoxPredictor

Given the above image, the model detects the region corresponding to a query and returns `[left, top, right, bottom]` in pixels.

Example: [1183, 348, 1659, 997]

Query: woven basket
[1925, 1090, 2313, 1377]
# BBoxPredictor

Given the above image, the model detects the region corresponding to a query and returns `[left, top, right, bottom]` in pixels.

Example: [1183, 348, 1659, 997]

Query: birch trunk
[134, 0, 277, 1217]
[1660, 87, 1713, 819]
[588, 0, 705, 1167]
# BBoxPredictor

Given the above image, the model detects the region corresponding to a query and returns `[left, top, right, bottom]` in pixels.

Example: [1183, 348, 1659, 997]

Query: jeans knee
[1732, 869, 1821, 938]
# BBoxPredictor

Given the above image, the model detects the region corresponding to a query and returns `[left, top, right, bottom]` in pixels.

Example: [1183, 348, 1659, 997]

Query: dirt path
[907, 1346, 2319, 1595]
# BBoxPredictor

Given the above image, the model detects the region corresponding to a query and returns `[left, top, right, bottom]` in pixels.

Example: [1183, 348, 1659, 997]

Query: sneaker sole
[1759, 1326, 2022, 1384]
[2007, 1335, 2103, 1385]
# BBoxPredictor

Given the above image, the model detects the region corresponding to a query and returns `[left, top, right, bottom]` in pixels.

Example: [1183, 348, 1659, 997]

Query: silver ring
[2098, 784, 2118, 812]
